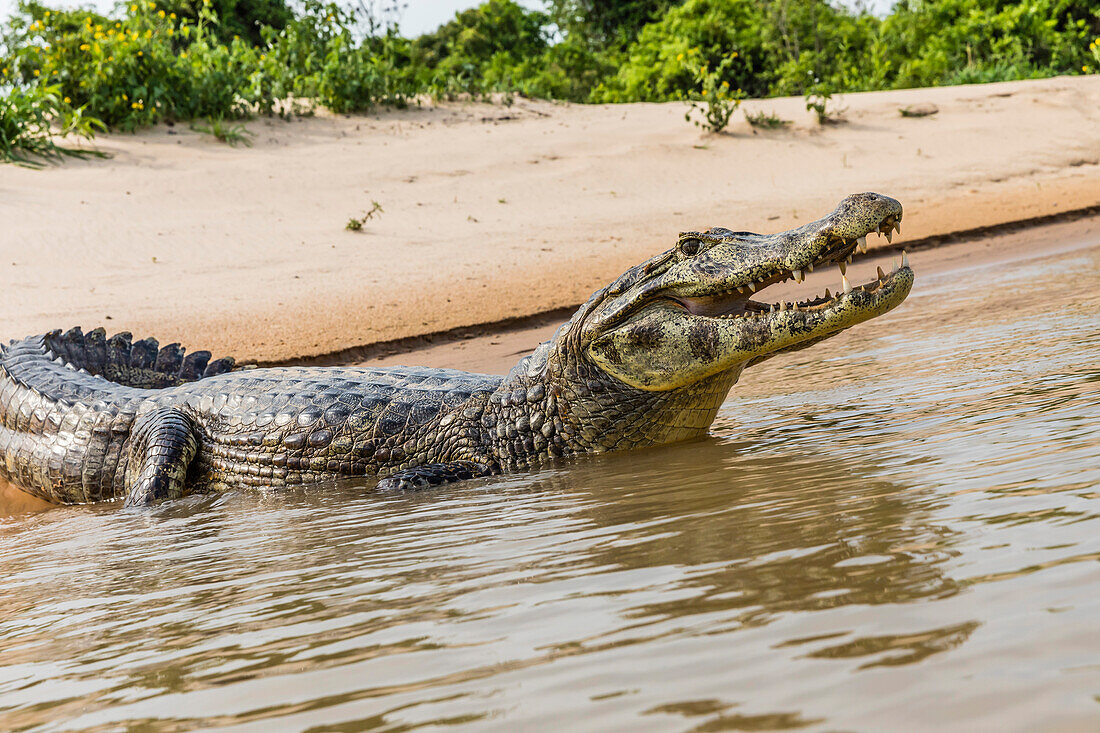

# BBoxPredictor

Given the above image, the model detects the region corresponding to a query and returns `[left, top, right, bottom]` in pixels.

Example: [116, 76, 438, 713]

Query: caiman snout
[817, 192, 903, 245]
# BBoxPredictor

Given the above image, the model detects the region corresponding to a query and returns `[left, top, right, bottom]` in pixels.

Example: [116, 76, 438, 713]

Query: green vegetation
[190, 115, 253, 145]
[1, 0, 1097, 165]
[0, 82, 103, 166]
[345, 201, 384, 231]
[805, 88, 844, 125]
[745, 109, 791, 129]
[683, 53, 743, 132]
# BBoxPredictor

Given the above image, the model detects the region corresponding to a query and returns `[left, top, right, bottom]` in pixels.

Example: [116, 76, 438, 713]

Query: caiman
[0, 193, 913, 507]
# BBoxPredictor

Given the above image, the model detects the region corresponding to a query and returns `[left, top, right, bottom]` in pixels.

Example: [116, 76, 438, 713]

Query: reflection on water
[1, 237, 1099, 731]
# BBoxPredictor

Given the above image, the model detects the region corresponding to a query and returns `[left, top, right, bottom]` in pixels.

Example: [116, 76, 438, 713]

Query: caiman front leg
[124, 407, 200, 507]
[376, 461, 495, 491]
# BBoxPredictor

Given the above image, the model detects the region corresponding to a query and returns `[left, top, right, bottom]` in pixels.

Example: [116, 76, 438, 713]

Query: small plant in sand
[683, 53, 744, 134]
[744, 110, 791, 129]
[898, 103, 938, 118]
[345, 201, 384, 231]
[805, 84, 846, 125]
[190, 116, 254, 146]
[0, 83, 105, 167]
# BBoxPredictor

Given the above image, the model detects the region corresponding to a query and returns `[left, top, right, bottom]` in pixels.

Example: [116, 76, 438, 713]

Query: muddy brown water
[1, 222, 1098, 731]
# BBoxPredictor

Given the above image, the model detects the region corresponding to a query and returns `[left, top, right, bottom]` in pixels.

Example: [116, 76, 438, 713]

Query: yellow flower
[170, 12, 176, 19]
[33, 69, 40, 76]
[138, 50, 143, 56]
[158, 10, 165, 18]
[122, 93, 128, 100]
[701, 89, 707, 96]
[44, 10, 50, 16]
[64, 96, 71, 103]
[676, 53, 684, 61]
[721, 81, 729, 88]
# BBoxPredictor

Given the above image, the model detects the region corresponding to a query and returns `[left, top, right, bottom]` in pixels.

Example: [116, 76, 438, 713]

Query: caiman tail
[0, 327, 237, 504]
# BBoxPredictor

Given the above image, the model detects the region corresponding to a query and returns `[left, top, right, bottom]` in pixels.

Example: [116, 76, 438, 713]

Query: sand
[0, 75, 1098, 365]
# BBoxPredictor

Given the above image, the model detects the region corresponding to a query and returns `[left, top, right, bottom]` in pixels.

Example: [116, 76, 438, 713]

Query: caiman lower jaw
[588, 263, 915, 391]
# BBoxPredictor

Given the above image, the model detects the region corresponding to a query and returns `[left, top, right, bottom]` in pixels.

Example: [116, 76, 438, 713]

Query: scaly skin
[0, 193, 913, 506]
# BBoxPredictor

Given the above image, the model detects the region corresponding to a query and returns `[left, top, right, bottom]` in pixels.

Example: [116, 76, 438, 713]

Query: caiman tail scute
[0, 193, 914, 507]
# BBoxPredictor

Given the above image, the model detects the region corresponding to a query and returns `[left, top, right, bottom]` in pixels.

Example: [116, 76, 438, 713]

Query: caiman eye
[679, 238, 702, 256]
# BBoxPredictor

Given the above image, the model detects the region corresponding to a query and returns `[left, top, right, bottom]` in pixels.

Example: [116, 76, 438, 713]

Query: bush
[591, 0, 880, 103]
[3, 1, 270, 129]
[413, 0, 551, 97]
[157, 0, 292, 46]
[879, 0, 1098, 89]
[0, 82, 104, 166]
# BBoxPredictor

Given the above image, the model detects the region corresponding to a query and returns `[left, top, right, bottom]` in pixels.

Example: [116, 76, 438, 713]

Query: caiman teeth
[705, 214, 904, 316]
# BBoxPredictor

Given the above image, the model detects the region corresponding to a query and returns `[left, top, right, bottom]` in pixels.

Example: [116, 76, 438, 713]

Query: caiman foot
[123, 407, 199, 507]
[376, 461, 495, 491]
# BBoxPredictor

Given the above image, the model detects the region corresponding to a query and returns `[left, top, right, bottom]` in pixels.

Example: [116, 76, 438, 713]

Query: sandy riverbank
[0, 75, 1098, 364]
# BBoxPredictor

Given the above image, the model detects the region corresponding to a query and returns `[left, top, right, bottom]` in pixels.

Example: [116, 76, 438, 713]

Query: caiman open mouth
[586, 193, 915, 391]
[673, 213, 905, 324]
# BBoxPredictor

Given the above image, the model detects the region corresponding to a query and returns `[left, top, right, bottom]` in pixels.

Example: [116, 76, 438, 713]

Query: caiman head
[576, 192, 913, 391]
[531, 193, 912, 402]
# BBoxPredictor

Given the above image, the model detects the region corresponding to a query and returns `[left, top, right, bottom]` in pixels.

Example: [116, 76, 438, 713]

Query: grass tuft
[745, 110, 791, 129]
[190, 116, 254, 146]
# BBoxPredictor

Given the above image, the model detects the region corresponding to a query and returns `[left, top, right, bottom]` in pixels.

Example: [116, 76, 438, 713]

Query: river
[1, 219, 1098, 731]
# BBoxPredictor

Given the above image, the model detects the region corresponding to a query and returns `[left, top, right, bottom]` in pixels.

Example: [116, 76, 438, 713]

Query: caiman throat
[0, 193, 913, 507]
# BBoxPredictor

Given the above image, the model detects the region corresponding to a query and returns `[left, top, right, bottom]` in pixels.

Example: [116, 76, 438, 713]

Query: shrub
[156, 0, 292, 46]
[0, 82, 104, 166]
[3, 1, 271, 130]
[879, 0, 1098, 89]
[413, 0, 551, 97]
